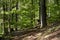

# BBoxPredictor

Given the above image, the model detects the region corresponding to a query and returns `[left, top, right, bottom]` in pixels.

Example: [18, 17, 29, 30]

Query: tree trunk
[39, 0, 47, 28]
[15, 1, 18, 31]
[3, 4, 6, 35]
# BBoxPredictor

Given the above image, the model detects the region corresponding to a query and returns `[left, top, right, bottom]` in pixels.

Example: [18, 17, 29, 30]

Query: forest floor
[12, 29, 60, 40]
[11, 22, 60, 40]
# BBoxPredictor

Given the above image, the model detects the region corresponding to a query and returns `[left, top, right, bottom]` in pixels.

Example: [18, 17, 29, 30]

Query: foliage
[0, 0, 60, 34]
[0, 0, 39, 33]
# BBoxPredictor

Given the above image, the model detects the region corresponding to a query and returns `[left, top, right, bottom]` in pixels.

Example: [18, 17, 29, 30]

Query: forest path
[12, 29, 60, 40]
[11, 22, 60, 40]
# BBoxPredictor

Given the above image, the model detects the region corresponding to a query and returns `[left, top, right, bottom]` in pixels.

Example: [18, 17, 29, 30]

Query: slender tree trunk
[3, 4, 6, 35]
[30, 0, 34, 27]
[39, 0, 47, 28]
[8, 0, 12, 35]
[15, 1, 18, 31]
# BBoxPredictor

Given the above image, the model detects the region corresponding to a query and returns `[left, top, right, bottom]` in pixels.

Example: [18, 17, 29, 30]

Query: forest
[0, 0, 60, 40]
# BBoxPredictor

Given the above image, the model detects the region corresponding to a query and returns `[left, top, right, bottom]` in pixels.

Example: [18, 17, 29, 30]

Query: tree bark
[3, 4, 6, 34]
[39, 0, 47, 28]
[15, 1, 18, 31]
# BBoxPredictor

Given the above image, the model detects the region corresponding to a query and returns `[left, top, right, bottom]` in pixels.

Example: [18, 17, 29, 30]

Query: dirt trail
[39, 29, 60, 40]
[11, 29, 60, 40]
[12, 23, 60, 40]
[11, 31, 42, 40]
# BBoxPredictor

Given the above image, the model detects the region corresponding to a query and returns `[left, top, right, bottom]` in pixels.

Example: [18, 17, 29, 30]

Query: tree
[3, 3, 6, 34]
[39, 0, 47, 28]
[15, 0, 18, 31]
